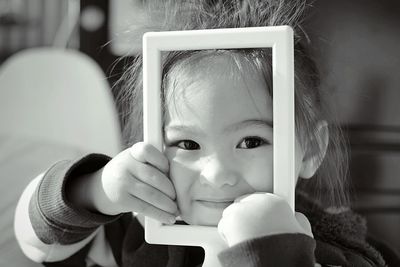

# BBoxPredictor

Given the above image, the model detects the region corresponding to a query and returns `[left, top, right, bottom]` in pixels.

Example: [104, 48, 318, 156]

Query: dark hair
[114, 0, 350, 208]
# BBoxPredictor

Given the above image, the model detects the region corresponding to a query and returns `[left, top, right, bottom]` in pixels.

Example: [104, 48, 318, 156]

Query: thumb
[295, 212, 313, 238]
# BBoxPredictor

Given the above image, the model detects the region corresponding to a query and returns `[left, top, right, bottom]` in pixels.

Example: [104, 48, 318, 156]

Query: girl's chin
[180, 207, 223, 226]
[182, 217, 220, 227]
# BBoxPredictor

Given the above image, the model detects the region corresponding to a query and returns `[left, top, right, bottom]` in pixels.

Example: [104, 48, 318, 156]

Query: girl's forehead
[163, 53, 273, 127]
[164, 52, 270, 99]
[176, 51, 263, 75]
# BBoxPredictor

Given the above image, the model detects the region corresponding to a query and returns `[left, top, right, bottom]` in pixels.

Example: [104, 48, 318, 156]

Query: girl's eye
[237, 137, 267, 149]
[176, 140, 200, 150]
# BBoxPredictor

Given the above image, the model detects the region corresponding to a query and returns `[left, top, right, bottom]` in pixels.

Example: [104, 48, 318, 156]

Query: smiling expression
[163, 53, 305, 226]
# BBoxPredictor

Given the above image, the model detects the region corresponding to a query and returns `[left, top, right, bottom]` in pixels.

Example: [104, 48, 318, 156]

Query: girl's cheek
[166, 148, 208, 170]
[169, 151, 201, 169]
[165, 147, 197, 161]
[239, 148, 273, 192]
[245, 166, 273, 192]
[167, 151, 203, 184]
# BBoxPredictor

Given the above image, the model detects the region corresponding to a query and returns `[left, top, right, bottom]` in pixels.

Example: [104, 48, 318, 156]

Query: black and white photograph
[1, 0, 399, 266]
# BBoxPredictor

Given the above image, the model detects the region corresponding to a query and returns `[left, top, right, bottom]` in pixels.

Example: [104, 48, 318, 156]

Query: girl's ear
[299, 121, 329, 179]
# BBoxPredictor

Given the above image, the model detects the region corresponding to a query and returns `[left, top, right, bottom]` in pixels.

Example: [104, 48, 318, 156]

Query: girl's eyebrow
[223, 119, 273, 133]
[164, 119, 272, 135]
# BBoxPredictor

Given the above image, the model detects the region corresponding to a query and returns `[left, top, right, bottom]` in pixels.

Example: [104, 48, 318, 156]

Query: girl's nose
[199, 156, 240, 188]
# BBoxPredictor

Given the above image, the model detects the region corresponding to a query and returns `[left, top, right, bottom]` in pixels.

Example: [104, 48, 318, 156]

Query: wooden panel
[306, 0, 400, 255]
[306, 0, 400, 128]
[364, 213, 400, 255]
[350, 131, 400, 191]
[347, 127, 400, 255]
[0, 0, 76, 59]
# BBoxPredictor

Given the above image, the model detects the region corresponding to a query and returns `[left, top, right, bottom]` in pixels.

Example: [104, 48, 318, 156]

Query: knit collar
[124, 193, 386, 267]
[296, 193, 386, 266]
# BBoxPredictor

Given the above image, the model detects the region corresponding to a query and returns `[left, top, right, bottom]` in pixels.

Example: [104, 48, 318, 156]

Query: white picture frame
[143, 26, 295, 249]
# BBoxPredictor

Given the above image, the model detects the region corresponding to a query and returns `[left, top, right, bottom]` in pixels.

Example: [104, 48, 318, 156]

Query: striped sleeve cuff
[29, 154, 121, 245]
[219, 233, 316, 267]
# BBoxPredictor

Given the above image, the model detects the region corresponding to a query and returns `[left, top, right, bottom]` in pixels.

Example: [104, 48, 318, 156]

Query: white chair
[0, 47, 122, 266]
[0, 47, 122, 156]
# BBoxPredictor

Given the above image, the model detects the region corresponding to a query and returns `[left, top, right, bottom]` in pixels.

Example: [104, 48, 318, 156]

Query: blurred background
[0, 0, 399, 265]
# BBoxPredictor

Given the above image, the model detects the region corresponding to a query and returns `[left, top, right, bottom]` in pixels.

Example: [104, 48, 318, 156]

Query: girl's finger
[129, 142, 169, 173]
[126, 161, 176, 200]
[124, 194, 176, 225]
[126, 176, 178, 215]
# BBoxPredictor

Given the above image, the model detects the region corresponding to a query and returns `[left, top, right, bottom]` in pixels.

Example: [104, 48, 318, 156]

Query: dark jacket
[26, 154, 398, 267]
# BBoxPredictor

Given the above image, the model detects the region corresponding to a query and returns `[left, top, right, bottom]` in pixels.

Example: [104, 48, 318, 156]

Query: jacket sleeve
[14, 154, 122, 264]
[218, 233, 316, 267]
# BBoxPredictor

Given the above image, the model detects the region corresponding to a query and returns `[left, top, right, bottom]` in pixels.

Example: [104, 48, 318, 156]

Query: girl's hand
[90, 142, 178, 224]
[217, 193, 313, 247]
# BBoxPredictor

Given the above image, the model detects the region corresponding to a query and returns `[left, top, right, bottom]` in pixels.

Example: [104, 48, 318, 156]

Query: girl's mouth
[196, 199, 234, 209]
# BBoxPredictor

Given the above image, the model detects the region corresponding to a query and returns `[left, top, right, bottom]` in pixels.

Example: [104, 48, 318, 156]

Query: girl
[15, 0, 394, 266]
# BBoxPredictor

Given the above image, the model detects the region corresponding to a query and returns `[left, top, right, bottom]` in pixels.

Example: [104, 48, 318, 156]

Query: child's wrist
[66, 167, 114, 215]
[87, 168, 121, 216]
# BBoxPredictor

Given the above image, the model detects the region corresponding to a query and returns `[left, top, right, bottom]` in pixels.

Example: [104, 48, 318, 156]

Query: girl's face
[164, 54, 305, 226]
